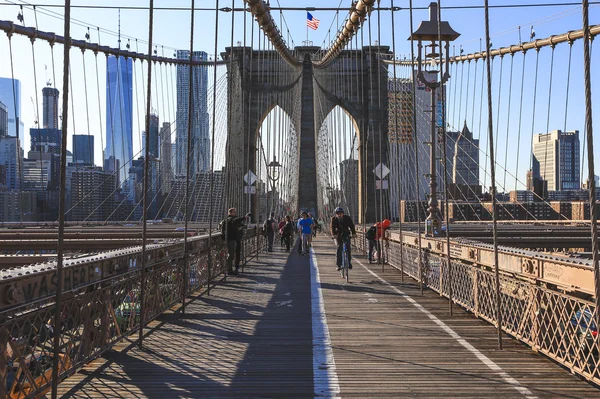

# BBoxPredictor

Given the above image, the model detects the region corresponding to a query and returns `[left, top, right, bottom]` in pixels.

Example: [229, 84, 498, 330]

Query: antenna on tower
[118, 8, 121, 49]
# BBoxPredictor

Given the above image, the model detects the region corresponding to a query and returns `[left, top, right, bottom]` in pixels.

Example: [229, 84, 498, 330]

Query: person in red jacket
[367, 219, 391, 263]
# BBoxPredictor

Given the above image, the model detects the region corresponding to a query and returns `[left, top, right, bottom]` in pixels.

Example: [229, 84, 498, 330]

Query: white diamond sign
[373, 163, 390, 179]
[244, 170, 257, 185]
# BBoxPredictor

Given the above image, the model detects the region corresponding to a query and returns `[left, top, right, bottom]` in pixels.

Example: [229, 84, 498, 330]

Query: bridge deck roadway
[58, 236, 599, 398]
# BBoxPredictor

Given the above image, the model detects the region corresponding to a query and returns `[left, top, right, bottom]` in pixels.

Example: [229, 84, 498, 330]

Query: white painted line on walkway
[355, 258, 538, 399]
[310, 247, 341, 398]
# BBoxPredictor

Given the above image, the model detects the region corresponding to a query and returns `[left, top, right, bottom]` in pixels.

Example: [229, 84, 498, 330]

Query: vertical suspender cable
[95, 29, 105, 165]
[493, 55, 503, 162]
[470, 59, 478, 135]
[376, 2, 385, 272]
[541, 47, 556, 193]
[208, 0, 221, 295]
[82, 48, 94, 184]
[463, 61, 471, 125]
[248, 19, 255, 218]
[581, 0, 599, 335]
[409, 0, 423, 295]
[31, 39, 46, 221]
[390, 0, 405, 280]
[139, 0, 155, 349]
[477, 39, 484, 142]
[501, 54, 514, 190]
[563, 42, 573, 137]
[484, 0, 503, 350]
[51, 0, 71, 397]
[514, 51, 527, 191]
[457, 58, 464, 128]
[437, 0, 453, 314]
[528, 50, 540, 178]
[367, 19, 376, 224]
[182, 0, 195, 313]
[226, 0, 235, 214]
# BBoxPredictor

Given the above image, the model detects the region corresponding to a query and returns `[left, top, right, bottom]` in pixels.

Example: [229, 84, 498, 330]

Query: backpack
[365, 225, 377, 240]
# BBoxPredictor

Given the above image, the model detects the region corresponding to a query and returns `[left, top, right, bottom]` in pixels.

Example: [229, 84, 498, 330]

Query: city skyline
[0, 1, 598, 225]
[0, 1, 595, 190]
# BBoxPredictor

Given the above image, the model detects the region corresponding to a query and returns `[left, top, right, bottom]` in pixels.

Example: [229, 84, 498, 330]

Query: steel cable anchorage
[314, 0, 376, 69]
[245, 0, 300, 67]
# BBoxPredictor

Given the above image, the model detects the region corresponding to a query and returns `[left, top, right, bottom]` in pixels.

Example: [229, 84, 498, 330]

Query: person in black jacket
[281, 215, 294, 251]
[330, 207, 356, 271]
[224, 208, 250, 275]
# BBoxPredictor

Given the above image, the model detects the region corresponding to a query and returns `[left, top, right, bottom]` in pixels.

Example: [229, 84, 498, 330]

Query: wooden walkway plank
[56, 235, 600, 398]
[311, 236, 600, 398]
[58, 245, 315, 398]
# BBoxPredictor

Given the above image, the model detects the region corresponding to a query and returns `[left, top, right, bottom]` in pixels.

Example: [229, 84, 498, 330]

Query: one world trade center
[105, 55, 133, 187]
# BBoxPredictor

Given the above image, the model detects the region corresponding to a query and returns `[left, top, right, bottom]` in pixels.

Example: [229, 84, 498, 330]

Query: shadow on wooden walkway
[57, 235, 600, 398]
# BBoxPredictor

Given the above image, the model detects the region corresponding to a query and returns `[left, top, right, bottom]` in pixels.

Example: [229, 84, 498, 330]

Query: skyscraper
[176, 50, 209, 177]
[388, 74, 442, 201]
[160, 122, 173, 196]
[148, 114, 159, 159]
[171, 142, 177, 173]
[42, 86, 59, 129]
[446, 121, 479, 187]
[73, 134, 94, 165]
[532, 130, 580, 191]
[0, 77, 25, 141]
[105, 56, 133, 186]
[0, 101, 7, 137]
[30, 127, 61, 153]
[0, 135, 21, 190]
[70, 165, 117, 221]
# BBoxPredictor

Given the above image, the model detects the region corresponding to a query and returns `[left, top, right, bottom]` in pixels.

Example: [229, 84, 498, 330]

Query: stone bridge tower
[223, 45, 390, 223]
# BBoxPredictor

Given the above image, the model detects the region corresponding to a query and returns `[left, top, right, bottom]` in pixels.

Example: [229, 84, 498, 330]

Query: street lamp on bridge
[267, 156, 282, 214]
[409, 2, 460, 236]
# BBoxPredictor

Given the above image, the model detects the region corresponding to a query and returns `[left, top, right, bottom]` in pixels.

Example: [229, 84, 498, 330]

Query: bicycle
[339, 235, 351, 282]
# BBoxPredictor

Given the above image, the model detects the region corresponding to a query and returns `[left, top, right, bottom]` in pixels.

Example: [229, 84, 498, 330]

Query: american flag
[307, 12, 320, 30]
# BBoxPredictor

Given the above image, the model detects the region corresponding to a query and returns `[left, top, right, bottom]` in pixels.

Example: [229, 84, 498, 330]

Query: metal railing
[0, 229, 265, 398]
[355, 229, 600, 386]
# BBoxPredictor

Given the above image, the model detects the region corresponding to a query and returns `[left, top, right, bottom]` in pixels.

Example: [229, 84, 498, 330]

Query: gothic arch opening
[255, 105, 297, 220]
[316, 105, 361, 220]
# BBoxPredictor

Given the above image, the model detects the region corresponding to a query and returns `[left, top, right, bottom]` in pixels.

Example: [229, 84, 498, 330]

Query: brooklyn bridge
[0, 0, 599, 397]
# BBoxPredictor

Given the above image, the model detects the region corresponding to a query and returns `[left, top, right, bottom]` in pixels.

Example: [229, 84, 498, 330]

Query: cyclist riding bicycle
[330, 207, 356, 271]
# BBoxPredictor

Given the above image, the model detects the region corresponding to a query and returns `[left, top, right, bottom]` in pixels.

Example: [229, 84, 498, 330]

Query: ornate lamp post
[409, 2, 459, 236]
[267, 156, 282, 214]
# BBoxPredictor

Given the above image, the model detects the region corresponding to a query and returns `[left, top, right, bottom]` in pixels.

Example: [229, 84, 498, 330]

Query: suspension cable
[139, 0, 155, 349]
[409, 0, 424, 295]
[501, 54, 515, 190]
[484, 0, 503, 351]
[581, 0, 599, 334]
[514, 50, 527, 191]
[207, 0, 221, 294]
[182, 0, 195, 312]
[51, 0, 71, 396]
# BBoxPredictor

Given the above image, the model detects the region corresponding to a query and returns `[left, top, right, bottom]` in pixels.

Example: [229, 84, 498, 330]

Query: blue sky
[0, 0, 598, 190]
